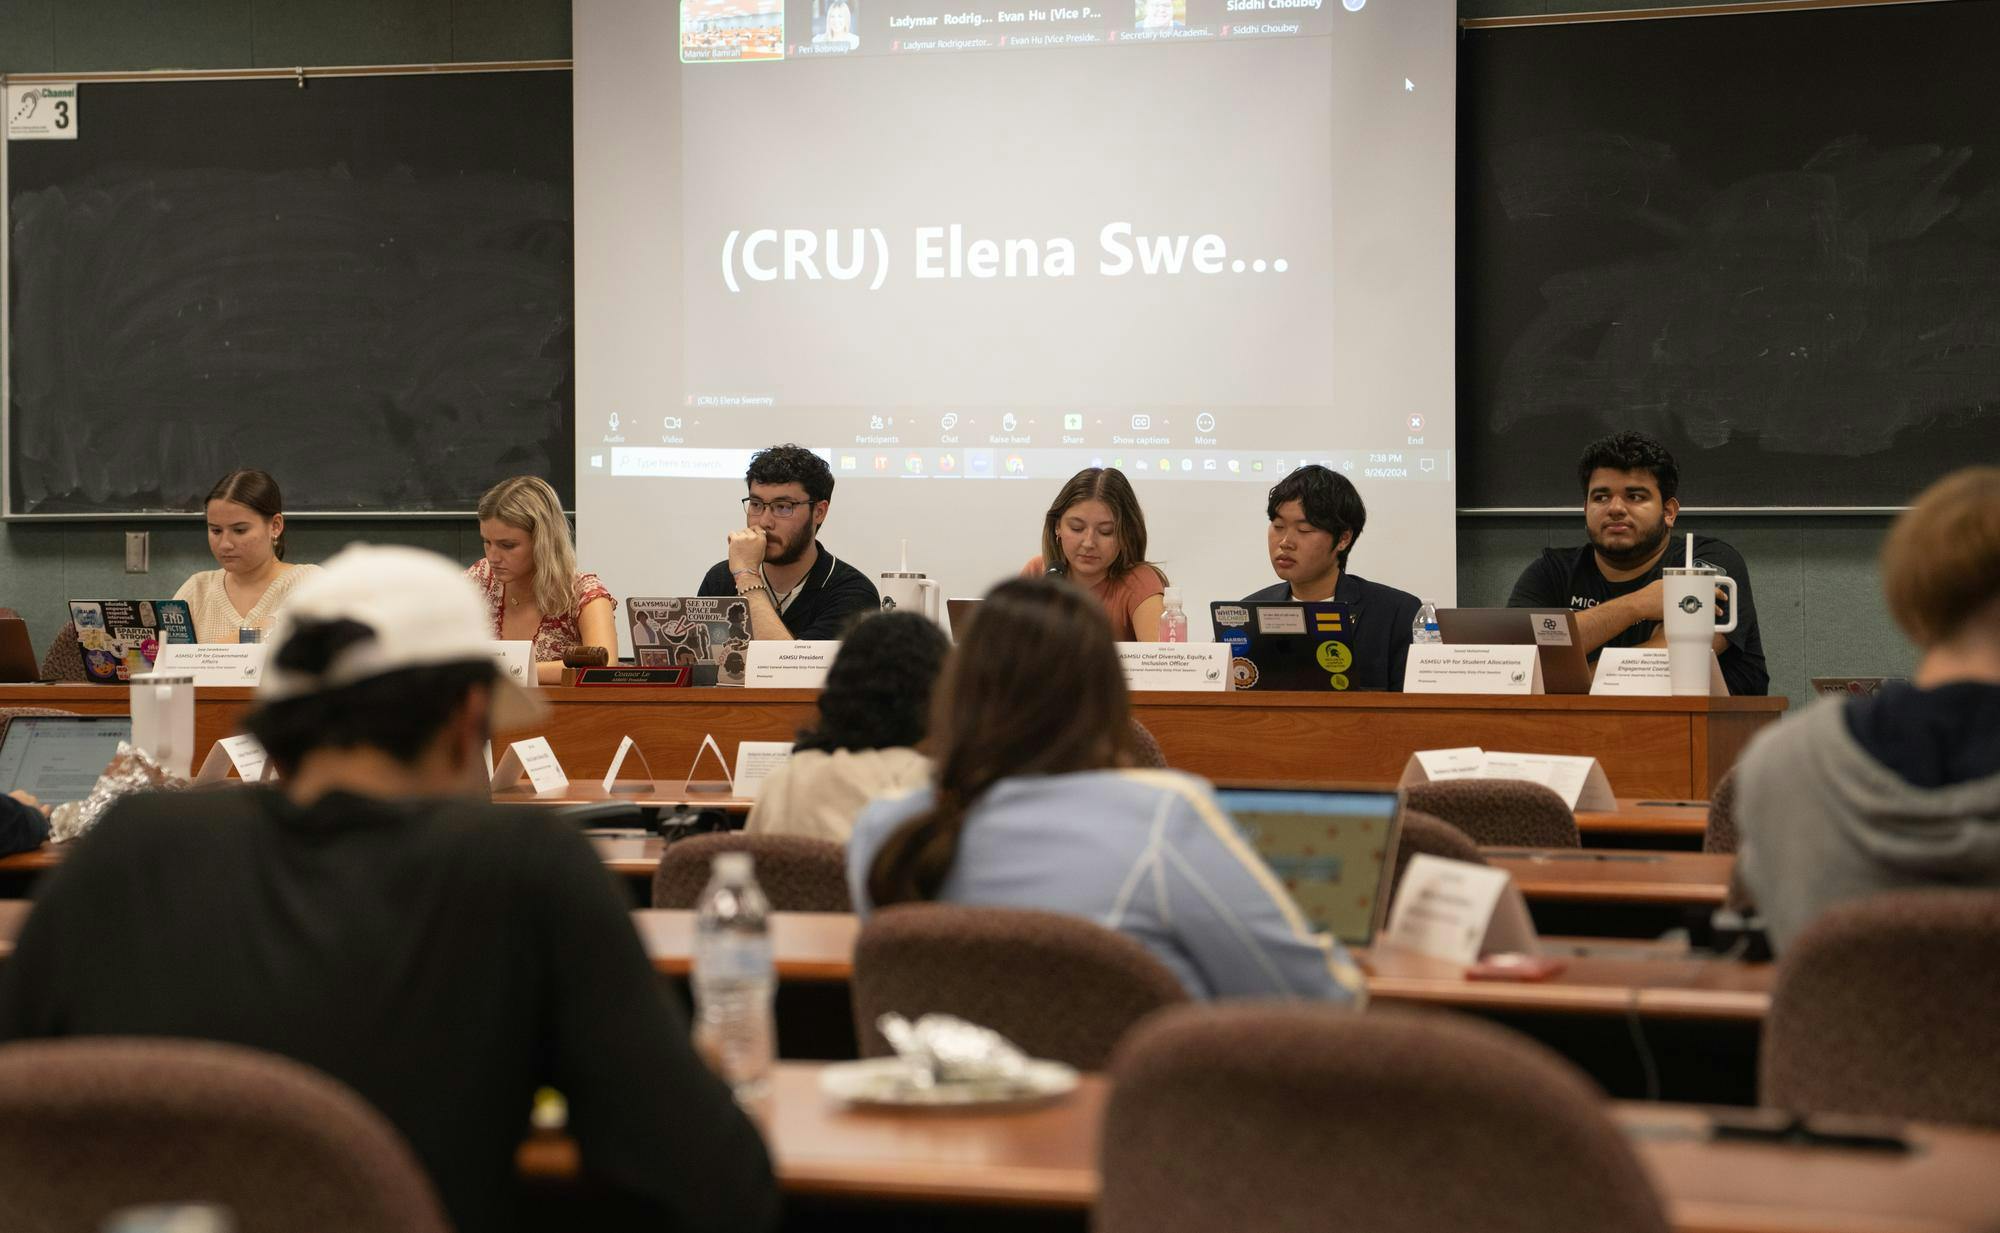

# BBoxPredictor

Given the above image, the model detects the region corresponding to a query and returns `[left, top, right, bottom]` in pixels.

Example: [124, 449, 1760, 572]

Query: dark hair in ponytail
[866, 576, 1136, 908]
[206, 468, 288, 561]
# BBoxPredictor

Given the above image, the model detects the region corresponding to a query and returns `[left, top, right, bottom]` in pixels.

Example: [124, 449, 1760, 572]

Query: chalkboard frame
[2, 60, 575, 521]
[1455, 0, 1999, 515]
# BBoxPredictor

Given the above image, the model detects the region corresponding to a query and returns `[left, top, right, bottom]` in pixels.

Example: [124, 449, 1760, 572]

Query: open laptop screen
[0, 715, 132, 805]
[1216, 787, 1403, 948]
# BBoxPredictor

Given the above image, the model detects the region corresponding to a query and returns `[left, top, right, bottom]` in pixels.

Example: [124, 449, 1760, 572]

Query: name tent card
[1115, 642, 1231, 691]
[195, 734, 272, 784]
[601, 735, 661, 793]
[744, 641, 839, 688]
[153, 643, 267, 687]
[1590, 647, 1729, 697]
[1402, 644, 1544, 695]
[486, 642, 534, 687]
[491, 737, 569, 795]
[1382, 855, 1539, 965]
[1401, 747, 1617, 812]
[732, 741, 795, 799]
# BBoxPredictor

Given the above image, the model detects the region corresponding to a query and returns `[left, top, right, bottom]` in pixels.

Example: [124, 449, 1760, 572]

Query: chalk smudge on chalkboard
[9, 162, 572, 513]
[1488, 135, 2000, 456]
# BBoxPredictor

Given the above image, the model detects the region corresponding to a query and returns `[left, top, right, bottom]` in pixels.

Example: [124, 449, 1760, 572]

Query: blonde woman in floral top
[469, 477, 615, 684]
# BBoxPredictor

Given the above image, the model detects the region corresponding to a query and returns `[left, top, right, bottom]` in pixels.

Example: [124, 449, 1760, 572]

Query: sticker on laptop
[1256, 607, 1307, 635]
[1212, 605, 1251, 629]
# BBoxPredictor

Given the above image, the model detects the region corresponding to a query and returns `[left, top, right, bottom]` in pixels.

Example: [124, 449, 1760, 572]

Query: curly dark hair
[794, 610, 951, 754]
[747, 443, 835, 505]
[1576, 431, 1679, 503]
[1265, 464, 1367, 571]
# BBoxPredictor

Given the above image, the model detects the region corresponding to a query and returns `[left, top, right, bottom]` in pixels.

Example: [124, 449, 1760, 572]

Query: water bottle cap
[1163, 586, 1182, 605]
[713, 852, 754, 880]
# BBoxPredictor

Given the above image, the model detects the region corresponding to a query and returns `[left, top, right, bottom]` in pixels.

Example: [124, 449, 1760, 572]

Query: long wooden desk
[518, 1061, 2000, 1233]
[0, 833, 1733, 912]
[0, 684, 1786, 798]
[626, 909, 1772, 1022]
[0, 900, 1770, 1021]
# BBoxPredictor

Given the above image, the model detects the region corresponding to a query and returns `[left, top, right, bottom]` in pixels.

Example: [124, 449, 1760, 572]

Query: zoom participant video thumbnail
[683, 0, 787, 62]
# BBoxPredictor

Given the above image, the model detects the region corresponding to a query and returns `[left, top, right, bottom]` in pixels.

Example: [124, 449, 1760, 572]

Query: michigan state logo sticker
[1315, 640, 1352, 673]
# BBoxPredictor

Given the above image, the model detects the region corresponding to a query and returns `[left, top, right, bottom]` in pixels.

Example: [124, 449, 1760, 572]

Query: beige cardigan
[745, 747, 931, 844]
[172, 564, 321, 644]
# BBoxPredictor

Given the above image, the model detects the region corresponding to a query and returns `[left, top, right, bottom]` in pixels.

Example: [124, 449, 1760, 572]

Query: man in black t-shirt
[697, 443, 879, 639]
[1509, 431, 1768, 696]
[0, 546, 779, 1233]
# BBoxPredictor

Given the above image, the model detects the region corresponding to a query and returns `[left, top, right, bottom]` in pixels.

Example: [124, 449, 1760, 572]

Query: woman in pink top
[1021, 466, 1169, 641]
[469, 476, 616, 684]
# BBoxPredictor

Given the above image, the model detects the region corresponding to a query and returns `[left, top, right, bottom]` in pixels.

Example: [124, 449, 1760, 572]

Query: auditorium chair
[1099, 1005, 1672, 1233]
[1404, 778, 1581, 848]
[1128, 717, 1168, 769]
[0, 1038, 449, 1233]
[653, 831, 851, 911]
[1389, 808, 1488, 908]
[851, 904, 1188, 1070]
[1762, 890, 2000, 1129]
[38, 621, 87, 682]
[1703, 766, 1741, 854]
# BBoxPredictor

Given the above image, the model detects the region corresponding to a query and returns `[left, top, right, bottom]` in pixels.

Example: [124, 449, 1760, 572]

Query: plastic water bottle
[1412, 600, 1442, 644]
[692, 852, 775, 1102]
[1158, 587, 1189, 643]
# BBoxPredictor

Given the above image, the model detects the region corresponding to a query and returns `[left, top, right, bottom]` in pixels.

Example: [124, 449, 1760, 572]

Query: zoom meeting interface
[576, 0, 1456, 624]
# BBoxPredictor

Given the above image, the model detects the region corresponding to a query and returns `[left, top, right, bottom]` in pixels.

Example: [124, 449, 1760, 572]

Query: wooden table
[1486, 850, 1732, 908]
[519, 1061, 2000, 1233]
[0, 902, 1768, 1022]
[2, 834, 1733, 914]
[0, 684, 1786, 798]
[627, 910, 1773, 1022]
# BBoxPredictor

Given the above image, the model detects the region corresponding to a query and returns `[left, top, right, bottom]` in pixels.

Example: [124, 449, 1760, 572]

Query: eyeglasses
[743, 498, 811, 519]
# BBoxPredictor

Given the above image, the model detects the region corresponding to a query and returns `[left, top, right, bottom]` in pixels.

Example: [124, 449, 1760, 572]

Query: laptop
[1435, 608, 1595, 694]
[67, 599, 197, 684]
[1215, 784, 1405, 948]
[1210, 600, 1359, 690]
[0, 618, 37, 683]
[626, 597, 750, 686]
[0, 714, 133, 805]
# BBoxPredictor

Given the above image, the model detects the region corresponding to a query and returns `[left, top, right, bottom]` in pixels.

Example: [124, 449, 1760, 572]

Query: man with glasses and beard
[698, 443, 880, 640]
[1508, 431, 1768, 696]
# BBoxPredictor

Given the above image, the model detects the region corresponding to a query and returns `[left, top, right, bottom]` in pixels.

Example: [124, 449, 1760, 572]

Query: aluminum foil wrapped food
[876, 1013, 1034, 1089]
[48, 742, 188, 843]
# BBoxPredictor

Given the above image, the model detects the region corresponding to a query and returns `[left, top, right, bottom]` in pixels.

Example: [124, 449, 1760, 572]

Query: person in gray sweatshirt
[1736, 466, 2000, 953]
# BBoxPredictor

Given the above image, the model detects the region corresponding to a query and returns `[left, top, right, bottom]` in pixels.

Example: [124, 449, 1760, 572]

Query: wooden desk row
[0, 828, 1734, 911]
[624, 909, 1773, 1023]
[0, 900, 1770, 1022]
[516, 1062, 2000, 1233]
[0, 683, 1787, 799]
[592, 834, 1736, 909]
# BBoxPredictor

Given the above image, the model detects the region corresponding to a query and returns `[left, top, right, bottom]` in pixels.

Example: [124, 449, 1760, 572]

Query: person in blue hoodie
[850, 574, 1364, 1004]
[1735, 466, 2000, 952]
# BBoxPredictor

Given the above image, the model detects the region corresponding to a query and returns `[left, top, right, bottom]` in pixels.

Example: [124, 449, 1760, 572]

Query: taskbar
[592, 445, 1452, 482]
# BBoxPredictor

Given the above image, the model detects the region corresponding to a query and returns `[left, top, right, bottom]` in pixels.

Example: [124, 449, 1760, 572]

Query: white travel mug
[878, 572, 943, 625]
[1661, 566, 1737, 696]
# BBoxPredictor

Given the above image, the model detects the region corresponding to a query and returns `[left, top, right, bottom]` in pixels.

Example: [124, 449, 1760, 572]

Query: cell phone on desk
[1464, 953, 1567, 982]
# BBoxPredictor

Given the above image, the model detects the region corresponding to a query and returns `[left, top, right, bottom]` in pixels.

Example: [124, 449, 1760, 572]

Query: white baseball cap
[258, 543, 545, 728]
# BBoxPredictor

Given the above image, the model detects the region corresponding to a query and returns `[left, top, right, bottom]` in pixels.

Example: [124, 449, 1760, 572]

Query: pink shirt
[1022, 556, 1166, 641]
[466, 559, 613, 663]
